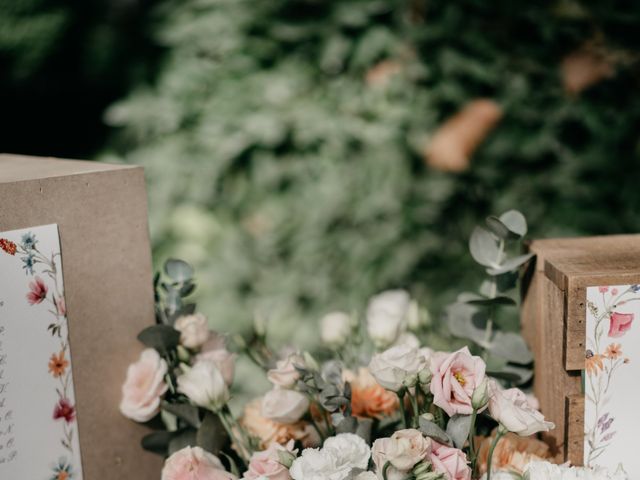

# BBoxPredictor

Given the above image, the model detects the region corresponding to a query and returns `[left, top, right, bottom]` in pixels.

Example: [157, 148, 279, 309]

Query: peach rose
[429, 442, 471, 480]
[175, 313, 210, 349]
[197, 335, 236, 386]
[120, 349, 168, 422]
[430, 347, 486, 416]
[243, 440, 297, 480]
[476, 430, 551, 475]
[162, 446, 237, 480]
[241, 398, 320, 450]
[345, 368, 398, 419]
[372, 429, 431, 479]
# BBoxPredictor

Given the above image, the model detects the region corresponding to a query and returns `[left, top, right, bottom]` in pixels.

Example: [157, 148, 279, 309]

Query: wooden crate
[521, 234, 640, 465]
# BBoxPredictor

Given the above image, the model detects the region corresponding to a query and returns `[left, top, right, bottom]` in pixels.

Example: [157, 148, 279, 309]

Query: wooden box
[0, 154, 162, 479]
[521, 234, 640, 466]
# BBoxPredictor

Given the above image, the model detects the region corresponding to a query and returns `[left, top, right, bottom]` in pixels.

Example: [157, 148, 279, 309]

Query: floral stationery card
[0, 225, 83, 479]
[585, 284, 640, 477]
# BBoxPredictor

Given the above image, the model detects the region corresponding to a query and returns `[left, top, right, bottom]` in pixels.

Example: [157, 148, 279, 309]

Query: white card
[0, 224, 83, 479]
[585, 284, 640, 476]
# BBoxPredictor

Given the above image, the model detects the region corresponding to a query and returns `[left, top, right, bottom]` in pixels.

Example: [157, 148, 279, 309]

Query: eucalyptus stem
[468, 409, 478, 471]
[485, 426, 507, 480]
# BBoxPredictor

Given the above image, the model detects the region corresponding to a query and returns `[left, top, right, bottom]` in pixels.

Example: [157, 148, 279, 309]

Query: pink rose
[372, 429, 431, 479]
[267, 354, 303, 388]
[162, 446, 237, 480]
[429, 442, 471, 480]
[197, 334, 236, 386]
[608, 312, 634, 338]
[175, 313, 210, 349]
[120, 349, 168, 422]
[430, 347, 487, 416]
[243, 440, 297, 480]
[487, 381, 554, 437]
[26, 276, 48, 305]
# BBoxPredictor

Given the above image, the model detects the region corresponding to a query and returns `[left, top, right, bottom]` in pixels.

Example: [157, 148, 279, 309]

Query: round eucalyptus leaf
[137, 324, 181, 353]
[486, 253, 534, 276]
[485, 215, 513, 239]
[488, 331, 533, 364]
[466, 295, 516, 307]
[469, 226, 501, 267]
[499, 210, 528, 237]
[446, 414, 472, 449]
[164, 258, 194, 282]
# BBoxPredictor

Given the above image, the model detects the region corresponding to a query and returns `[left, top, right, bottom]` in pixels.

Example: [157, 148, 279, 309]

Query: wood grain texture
[522, 235, 640, 465]
[0, 155, 161, 479]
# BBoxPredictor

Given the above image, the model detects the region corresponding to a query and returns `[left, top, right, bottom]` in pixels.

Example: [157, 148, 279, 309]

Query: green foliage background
[4, 1, 640, 347]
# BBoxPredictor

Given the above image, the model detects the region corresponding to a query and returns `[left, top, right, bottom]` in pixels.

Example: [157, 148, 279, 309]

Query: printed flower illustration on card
[585, 285, 638, 470]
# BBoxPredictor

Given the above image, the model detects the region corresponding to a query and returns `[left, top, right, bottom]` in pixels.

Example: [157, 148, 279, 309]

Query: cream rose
[320, 311, 352, 347]
[261, 388, 309, 424]
[120, 348, 168, 422]
[369, 344, 427, 392]
[488, 381, 554, 436]
[372, 429, 431, 476]
[430, 347, 487, 416]
[367, 289, 411, 348]
[267, 354, 304, 389]
[162, 446, 237, 480]
[198, 335, 236, 386]
[175, 313, 210, 349]
[177, 359, 230, 411]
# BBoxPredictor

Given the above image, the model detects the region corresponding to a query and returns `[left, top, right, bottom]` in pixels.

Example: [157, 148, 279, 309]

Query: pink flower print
[599, 286, 609, 293]
[611, 288, 618, 296]
[608, 312, 634, 338]
[54, 296, 67, 316]
[26, 276, 48, 305]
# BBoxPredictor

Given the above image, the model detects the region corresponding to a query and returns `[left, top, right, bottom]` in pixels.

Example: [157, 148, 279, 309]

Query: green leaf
[419, 417, 452, 445]
[486, 253, 534, 275]
[168, 429, 197, 455]
[162, 402, 202, 428]
[499, 210, 528, 238]
[137, 325, 181, 353]
[446, 414, 472, 449]
[141, 431, 172, 456]
[165, 259, 194, 282]
[446, 303, 487, 344]
[196, 412, 226, 454]
[469, 227, 500, 267]
[489, 332, 533, 364]
[485, 216, 513, 239]
[466, 296, 516, 307]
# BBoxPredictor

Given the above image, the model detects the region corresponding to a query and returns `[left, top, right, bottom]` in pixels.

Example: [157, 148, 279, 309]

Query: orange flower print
[0, 238, 17, 255]
[585, 350, 604, 375]
[48, 351, 69, 378]
[605, 343, 623, 360]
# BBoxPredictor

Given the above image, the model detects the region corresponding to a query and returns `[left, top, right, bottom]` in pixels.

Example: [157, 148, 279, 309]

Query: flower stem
[468, 409, 478, 473]
[485, 426, 506, 480]
[409, 392, 420, 428]
[397, 390, 408, 429]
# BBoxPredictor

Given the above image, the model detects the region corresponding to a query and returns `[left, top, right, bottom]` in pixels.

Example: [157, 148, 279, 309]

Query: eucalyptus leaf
[446, 303, 487, 344]
[168, 428, 197, 455]
[335, 415, 358, 434]
[356, 418, 373, 443]
[466, 296, 516, 307]
[487, 364, 533, 385]
[486, 253, 534, 276]
[489, 331, 533, 364]
[165, 258, 194, 282]
[469, 227, 501, 267]
[419, 417, 452, 445]
[485, 216, 513, 239]
[499, 210, 527, 237]
[141, 431, 173, 456]
[446, 414, 472, 449]
[137, 324, 181, 353]
[196, 412, 226, 454]
[162, 401, 202, 429]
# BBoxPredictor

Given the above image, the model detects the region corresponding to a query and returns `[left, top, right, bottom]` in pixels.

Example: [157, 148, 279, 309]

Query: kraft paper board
[0, 154, 162, 479]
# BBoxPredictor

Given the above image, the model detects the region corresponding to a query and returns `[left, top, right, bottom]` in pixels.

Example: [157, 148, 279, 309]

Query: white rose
[367, 290, 411, 348]
[321, 312, 352, 347]
[175, 313, 210, 349]
[488, 381, 554, 436]
[261, 388, 309, 424]
[198, 335, 236, 386]
[393, 332, 420, 349]
[368, 344, 427, 392]
[267, 354, 304, 388]
[177, 359, 229, 411]
[120, 348, 168, 422]
[371, 429, 431, 473]
[324, 433, 371, 471]
[289, 448, 352, 480]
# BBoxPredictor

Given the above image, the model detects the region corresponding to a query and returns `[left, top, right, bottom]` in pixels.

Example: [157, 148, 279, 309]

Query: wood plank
[566, 395, 585, 465]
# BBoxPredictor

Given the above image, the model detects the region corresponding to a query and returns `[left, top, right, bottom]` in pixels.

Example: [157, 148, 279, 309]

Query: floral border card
[585, 284, 640, 477]
[0, 224, 83, 479]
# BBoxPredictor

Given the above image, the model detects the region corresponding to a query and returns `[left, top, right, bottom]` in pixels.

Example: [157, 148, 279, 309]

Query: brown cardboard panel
[0, 154, 162, 479]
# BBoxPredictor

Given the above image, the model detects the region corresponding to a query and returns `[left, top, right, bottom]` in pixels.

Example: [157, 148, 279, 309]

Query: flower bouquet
[119, 212, 628, 480]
